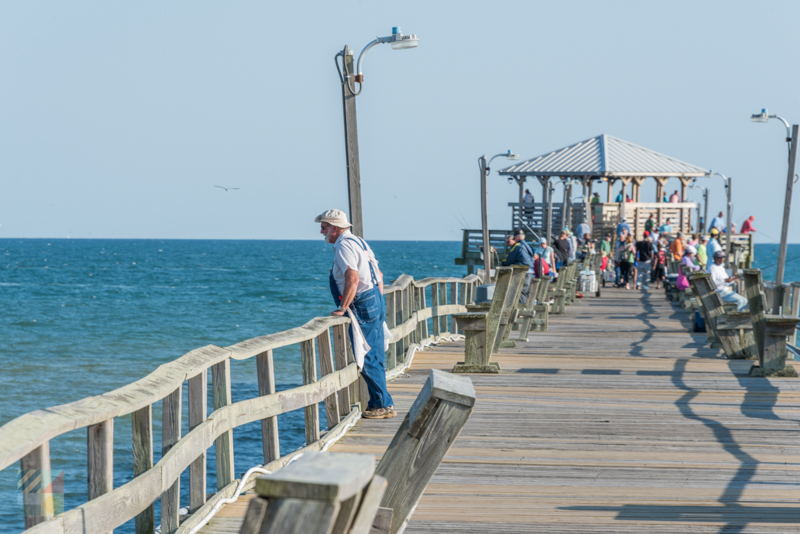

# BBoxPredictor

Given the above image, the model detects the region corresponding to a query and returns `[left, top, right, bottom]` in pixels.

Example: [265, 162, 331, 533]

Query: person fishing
[501, 233, 534, 303]
[316, 209, 395, 419]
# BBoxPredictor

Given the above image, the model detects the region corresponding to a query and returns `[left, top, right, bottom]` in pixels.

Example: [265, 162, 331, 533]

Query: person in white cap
[315, 209, 395, 419]
[615, 218, 631, 240]
[708, 250, 748, 311]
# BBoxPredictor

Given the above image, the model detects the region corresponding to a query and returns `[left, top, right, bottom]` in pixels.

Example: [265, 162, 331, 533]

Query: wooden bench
[517, 278, 550, 341]
[548, 265, 571, 315]
[451, 265, 528, 373]
[687, 272, 756, 359]
[743, 269, 800, 377]
[564, 262, 581, 306]
[241, 370, 476, 534]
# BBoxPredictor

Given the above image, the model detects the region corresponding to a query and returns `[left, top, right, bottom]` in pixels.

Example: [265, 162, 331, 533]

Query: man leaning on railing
[316, 209, 396, 420]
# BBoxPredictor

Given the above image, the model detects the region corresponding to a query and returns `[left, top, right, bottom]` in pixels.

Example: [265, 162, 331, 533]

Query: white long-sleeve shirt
[708, 263, 732, 293]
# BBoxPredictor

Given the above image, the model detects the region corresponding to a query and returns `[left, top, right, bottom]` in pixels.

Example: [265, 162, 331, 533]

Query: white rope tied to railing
[386, 333, 464, 381]
[181, 411, 361, 534]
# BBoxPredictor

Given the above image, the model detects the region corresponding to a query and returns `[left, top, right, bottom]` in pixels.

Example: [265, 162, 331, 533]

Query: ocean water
[0, 239, 466, 533]
[1, 239, 798, 532]
[748, 243, 800, 283]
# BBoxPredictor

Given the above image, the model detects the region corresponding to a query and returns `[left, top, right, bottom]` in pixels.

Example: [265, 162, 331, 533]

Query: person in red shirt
[741, 216, 757, 234]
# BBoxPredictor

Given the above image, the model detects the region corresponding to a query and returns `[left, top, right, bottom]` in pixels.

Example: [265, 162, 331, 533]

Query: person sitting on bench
[708, 250, 748, 312]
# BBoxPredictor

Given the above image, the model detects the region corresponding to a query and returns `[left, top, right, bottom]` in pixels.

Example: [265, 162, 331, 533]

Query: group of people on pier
[495, 211, 753, 313]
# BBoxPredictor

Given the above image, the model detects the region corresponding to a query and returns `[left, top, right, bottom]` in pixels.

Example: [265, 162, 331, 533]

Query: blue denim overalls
[329, 236, 393, 410]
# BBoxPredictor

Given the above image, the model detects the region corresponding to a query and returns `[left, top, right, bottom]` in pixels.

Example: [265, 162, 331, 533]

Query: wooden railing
[0, 272, 482, 534]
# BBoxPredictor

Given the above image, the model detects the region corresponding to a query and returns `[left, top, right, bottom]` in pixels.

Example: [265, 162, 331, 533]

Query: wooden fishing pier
[4, 254, 800, 533]
[201, 286, 800, 534]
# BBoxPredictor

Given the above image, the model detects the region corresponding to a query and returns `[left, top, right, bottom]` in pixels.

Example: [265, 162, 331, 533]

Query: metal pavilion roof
[498, 134, 709, 178]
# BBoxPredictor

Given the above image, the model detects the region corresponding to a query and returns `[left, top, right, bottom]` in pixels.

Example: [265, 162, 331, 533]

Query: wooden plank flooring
[200, 288, 800, 533]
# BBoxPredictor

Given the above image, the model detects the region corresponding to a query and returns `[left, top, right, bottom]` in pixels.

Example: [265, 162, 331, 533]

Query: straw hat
[314, 209, 352, 228]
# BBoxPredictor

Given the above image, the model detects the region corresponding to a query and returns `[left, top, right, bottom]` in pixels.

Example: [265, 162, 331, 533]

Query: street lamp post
[480, 151, 520, 285]
[336, 27, 419, 237]
[706, 171, 732, 267]
[689, 182, 709, 233]
[751, 109, 799, 286]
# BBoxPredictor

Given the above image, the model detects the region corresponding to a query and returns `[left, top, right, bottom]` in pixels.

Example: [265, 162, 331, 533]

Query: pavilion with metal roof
[497, 134, 710, 241]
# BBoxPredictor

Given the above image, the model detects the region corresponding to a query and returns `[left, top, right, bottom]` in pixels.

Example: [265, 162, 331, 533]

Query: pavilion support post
[561, 178, 569, 231]
[516, 176, 525, 203]
[679, 177, 693, 233]
[547, 180, 554, 244]
[538, 176, 549, 238]
[632, 177, 645, 203]
[618, 177, 632, 226]
[607, 178, 614, 203]
[654, 177, 670, 225]
[582, 178, 591, 233]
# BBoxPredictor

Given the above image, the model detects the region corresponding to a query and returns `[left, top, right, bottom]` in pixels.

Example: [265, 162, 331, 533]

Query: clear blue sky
[1, 1, 798, 242]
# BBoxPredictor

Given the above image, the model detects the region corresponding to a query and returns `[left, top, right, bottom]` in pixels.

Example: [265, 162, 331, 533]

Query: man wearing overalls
[315, 209, 396, 419]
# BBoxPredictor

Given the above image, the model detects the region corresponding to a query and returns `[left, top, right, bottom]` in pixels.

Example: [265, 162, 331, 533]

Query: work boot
[363, 406, 396, 419]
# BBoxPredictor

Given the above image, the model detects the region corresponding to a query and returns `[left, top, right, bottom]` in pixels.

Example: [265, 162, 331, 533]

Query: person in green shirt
[644, 214, 656, 234]
[599, 234, 612, 256]
[591, 193, 600, 204]
[695, 235, 708, 270]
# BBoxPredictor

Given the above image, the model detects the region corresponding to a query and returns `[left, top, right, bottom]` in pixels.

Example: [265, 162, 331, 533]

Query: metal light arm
[689, 183, 707, 193]
[355, 36, 392, 80]
[769, 114, 792, 140]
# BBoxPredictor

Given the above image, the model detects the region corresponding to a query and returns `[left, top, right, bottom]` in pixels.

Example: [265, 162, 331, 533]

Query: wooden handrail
[2, 272, 482, 534]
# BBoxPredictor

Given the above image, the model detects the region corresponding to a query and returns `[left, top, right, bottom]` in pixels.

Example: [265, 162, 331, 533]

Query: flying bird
[214, 185, 240, 191]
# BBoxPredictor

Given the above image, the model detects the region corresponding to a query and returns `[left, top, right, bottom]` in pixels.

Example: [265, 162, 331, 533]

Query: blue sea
[1, 239, 799, 532]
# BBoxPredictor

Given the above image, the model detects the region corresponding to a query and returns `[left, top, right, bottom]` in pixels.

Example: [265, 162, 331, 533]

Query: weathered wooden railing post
[792, 283, 800, 346]
[430, 283, 441, 337]
[385, 291, 397, 369]
[241, 452, 386, 534]
[332, 323, 353, 417]
[418, 286, 429, 339]
[256, 350, 280, 463]
[317, 329, 341, 430]
[20, 443, 53, 528]
[132, 405, 154, 534]
[376, 370, 476, 534]
[449, 281, 457, 333]
[187, 370, 207, 514]
[301, 338, 320, 444]
[211, 360, 234, 489]
[161, 388, 181, 534]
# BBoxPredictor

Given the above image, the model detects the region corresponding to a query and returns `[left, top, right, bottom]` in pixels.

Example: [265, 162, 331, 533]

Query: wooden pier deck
[204, 288, 800, 533]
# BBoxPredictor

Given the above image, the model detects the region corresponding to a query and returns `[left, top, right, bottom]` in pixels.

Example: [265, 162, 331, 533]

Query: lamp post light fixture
[480, 151, 520, 285]
[689, 182, 709, 234]
[705, 170, 733, 266]
[336, 27, 419, 238]
[750, 108, 799, 287]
